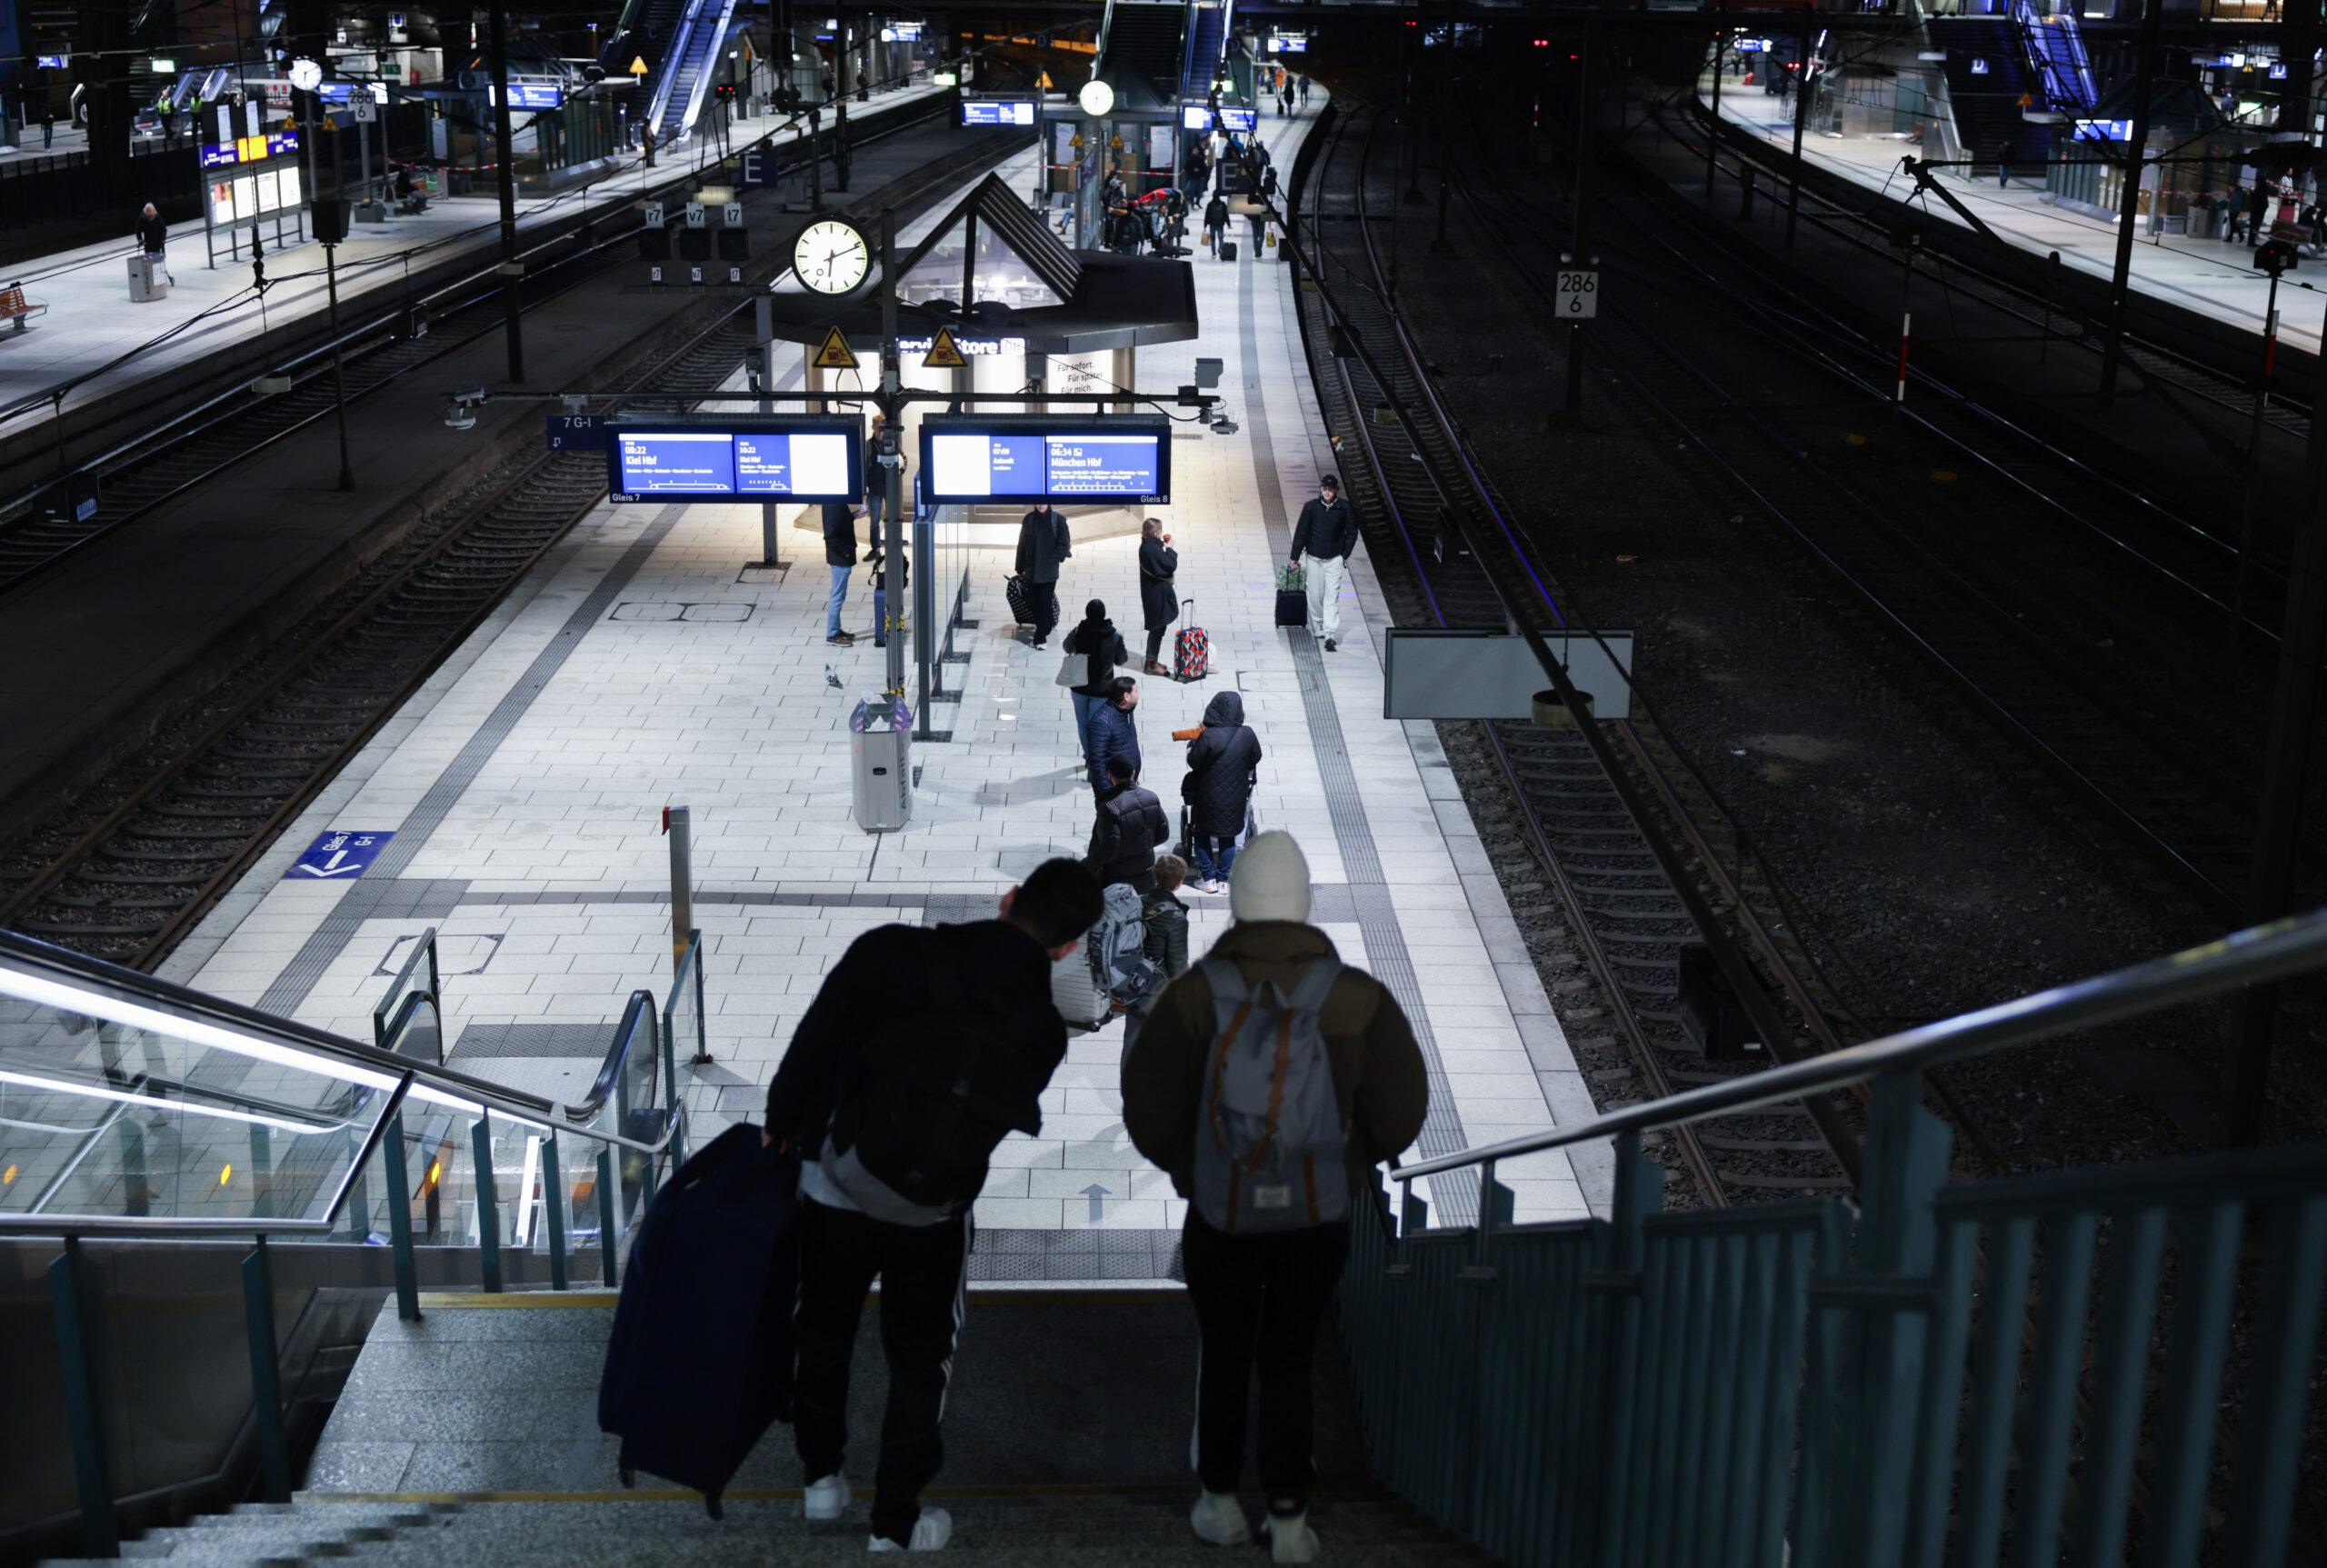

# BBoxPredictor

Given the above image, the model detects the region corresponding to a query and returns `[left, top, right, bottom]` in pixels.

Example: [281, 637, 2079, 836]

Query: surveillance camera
[444, 387, 486, 429]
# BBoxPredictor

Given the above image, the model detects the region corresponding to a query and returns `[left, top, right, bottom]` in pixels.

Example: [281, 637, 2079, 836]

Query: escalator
[602, 0, 737, 148]
[1094, 0, 1190, 114]
[1180, 0, 1230, 99]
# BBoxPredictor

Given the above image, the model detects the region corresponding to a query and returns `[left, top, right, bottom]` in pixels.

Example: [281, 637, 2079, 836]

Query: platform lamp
[311, 196, 355, 491]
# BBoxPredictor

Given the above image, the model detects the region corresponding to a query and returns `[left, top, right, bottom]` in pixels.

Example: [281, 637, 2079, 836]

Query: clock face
[794, 220, 869, 295]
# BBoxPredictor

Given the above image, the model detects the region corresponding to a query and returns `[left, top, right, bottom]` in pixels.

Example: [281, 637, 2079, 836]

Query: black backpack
[822, 942, 1048, 1219]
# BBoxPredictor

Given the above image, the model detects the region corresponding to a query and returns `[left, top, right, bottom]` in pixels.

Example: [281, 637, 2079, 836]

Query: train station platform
[1689, 80, 2322, 356]
[0, 80, 954, 473]
[147, 94, 1602, 1280]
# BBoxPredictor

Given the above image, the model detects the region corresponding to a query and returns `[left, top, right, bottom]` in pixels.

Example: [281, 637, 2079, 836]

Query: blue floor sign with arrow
[1081, 1183, 1109, 1225]
[285, 830, 394, 880]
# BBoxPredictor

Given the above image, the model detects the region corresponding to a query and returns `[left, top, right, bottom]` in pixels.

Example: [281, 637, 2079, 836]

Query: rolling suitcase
[1274, 564, 1308, 628]
[599, 1124, 801, 1516]
[1005, 573, 1032, 626]
[1221, 239, 1239, 261]
[1173, 598, 1210, 682]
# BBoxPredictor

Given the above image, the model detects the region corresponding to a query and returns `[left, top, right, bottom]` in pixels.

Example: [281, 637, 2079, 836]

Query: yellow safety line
[414, 1291, 620, 1309]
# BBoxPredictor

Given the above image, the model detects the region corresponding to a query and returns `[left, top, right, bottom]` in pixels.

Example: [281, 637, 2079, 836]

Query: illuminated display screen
[488, 83, 564, 108]
[1182, 106, 1257, 134]
[607, 422, 862, 500]
[961, 99, 1036, 126]
[921, 418, 1170, 504]
[200, 128, 301, 169]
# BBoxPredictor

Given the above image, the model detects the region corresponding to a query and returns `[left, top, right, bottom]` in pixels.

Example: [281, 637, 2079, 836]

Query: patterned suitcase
[1274, 565, 1307, 629]
[1005, 573, 1032, 626]
[1173, 598, 1209, 681]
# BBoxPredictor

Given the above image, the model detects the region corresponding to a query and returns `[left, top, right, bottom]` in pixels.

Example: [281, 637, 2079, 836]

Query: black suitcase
[599, 1124, 802, 1515]
[1005, 573, 1032, 626]
[1275, 587, 1307, 627]
[1221, 239, 1239, 261]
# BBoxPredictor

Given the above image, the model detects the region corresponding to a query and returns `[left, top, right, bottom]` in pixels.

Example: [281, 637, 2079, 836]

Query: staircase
[1180, 0, 1229, 98]
[1095, 0, 1189, 113]
[1926, 15, 2049, 171]
[39, 1289, 1491, 1566]
[646, 0, 739, 146]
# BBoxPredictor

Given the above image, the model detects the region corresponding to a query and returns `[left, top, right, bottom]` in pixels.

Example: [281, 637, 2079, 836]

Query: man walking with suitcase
[1014, 501, 1071, 647]
[1122, 832, 1428, 1562]
[1288, 475, 1358, 652]
[767, 859, 1106, 1552]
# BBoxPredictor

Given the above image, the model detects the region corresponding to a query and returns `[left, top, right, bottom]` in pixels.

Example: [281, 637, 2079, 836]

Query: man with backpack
[1085, 754, 1169, 893]
[1121, 831, 1428, 1563]
[765, 859, 1106, 1552]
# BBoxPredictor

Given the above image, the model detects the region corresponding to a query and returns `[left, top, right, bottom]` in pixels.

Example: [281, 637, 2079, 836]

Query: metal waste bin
[850, 694, 913, 831]
[126, 254, 167, 303]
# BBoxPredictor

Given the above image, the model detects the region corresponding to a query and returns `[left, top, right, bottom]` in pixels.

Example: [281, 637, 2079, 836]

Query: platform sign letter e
[286, 830, 394, 879]
[1557, 270, 1598, 319]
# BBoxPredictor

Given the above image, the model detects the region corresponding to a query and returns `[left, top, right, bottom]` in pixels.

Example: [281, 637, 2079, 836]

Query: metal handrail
[576, 988, 659, 1123]
[1396, 904, 2327, 1186]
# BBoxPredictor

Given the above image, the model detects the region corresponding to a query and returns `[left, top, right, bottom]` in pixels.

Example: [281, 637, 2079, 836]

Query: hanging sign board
[961, 98, 1037, 126]
[921, 414, 1171, 504]
[608, 417, 864, 502]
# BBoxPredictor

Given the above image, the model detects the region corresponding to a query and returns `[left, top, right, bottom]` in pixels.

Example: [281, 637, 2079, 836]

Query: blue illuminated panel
[922, 420, 1169, 504]
[962, 99, 1035, 126]
[1044, 434, 1158, 497]
[615, 431, 736, 494]
[735, 431, 852, 494]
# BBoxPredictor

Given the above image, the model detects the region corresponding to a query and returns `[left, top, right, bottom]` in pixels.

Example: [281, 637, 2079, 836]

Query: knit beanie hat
[1229, 831, 1312, 924]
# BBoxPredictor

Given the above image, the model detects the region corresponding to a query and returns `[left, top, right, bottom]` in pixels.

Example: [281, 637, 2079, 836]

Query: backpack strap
[1284, 956, 1343, 1014]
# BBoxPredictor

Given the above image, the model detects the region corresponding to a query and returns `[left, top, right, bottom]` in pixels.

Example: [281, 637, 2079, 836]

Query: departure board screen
[961, 99, 1036, 126]
[921, 418, 1170, 504]
[608, 421, 861, 501]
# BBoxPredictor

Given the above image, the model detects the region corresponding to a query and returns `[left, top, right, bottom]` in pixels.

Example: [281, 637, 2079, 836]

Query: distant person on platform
[824, 499, 864, 648]
[1288, 474, 1358, 652]
[1204, 192, 1231, 256]
[1064, 603, 1130, 774]
[1138, 519, 1179, 675]
[641, 124, 657, 166]
[863, 414, 894, 561]
[1996, 136, 2017, 189]
[1014, 500, 1071, 647]
[1085, 754, 1169, 893]
[40, 102, 54, 149]
[1299, 76, 1312, 106]
[135, 202, 171, 285]
[1085, 675, 1143, 796]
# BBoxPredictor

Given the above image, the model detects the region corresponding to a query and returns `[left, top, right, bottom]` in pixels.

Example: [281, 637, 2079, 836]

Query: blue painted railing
[1344, 910, 2327, 1568]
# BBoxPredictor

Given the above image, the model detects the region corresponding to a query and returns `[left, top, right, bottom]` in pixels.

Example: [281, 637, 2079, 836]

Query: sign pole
[326, 239, 353, 490]
[754, 294, 786, 567]
[490, 3, 524, 381]
[881, 207, 910, 710]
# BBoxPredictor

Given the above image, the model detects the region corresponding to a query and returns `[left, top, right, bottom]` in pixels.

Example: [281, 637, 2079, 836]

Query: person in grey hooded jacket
[1181, 691, 1262, 892]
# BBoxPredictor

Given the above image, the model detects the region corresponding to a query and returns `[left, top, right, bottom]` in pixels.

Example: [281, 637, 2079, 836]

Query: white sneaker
[804, 1473, 853, 1521]
[1190, 1490, 1251, 1546]
[1266, 1510, 1320, 1564]
[867, 1506, 952, 1552]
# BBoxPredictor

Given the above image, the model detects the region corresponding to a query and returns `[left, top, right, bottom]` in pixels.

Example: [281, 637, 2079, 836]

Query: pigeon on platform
[824, 664, 843, 690]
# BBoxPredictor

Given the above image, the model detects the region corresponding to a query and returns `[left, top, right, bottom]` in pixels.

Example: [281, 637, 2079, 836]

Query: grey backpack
[1193, 956, 1347, 1233]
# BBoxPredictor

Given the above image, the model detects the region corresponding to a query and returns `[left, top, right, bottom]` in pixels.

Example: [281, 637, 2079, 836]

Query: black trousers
[1144, 625, 1168, 664]
[1181, 1212, 1350, 1510]
[1028, 579, 1059, 642]
[793, 1196, 973, 1544]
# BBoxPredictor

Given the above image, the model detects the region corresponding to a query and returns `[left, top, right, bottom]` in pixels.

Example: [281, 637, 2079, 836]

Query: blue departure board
[921, 418, 1170, 504]
[607, 421, 862, 501]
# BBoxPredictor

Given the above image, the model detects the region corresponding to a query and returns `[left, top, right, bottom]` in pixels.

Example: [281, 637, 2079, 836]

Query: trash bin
[126, 254, 167, 303]
[850, 694, 914, 831]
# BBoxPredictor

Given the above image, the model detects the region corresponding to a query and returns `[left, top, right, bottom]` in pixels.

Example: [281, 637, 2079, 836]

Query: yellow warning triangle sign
[924, 326, 968, 370]
[1036, 70, 1053, 90]
[812, 325, 859, 370]
[629, 55, 650, 75]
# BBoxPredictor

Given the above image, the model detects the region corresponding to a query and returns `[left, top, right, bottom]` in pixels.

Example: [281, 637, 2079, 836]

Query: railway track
[0, 97, 954, 599]
[1432, 105, 2322, 925]
[1294, 101, 1866, 1210]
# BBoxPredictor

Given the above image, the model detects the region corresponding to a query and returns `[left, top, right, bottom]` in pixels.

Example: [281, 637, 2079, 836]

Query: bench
[1, 283, 47, 334]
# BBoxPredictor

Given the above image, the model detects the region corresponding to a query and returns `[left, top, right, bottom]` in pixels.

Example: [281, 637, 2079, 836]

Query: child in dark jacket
[1124, 854, 1192, 1056]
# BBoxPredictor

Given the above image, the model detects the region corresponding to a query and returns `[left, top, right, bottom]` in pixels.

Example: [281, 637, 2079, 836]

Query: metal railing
[1343, 906, 2327, 1568]
[0, 929, 701, 1557]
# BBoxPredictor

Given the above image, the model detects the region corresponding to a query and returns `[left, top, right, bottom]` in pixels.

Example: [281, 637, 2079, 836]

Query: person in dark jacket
[1122, 832, 1427, 1558]
[1138, 519, 1180, 674]
[1204, 193, 1230, 256]
[1014, 503, 1071, 646]
[1085, 756, 1169, 890]
[135, 203, 170, 283]
[1182, 690, 1262, 892]
[1288, 474, 1358, 650]
[862, 414, 894, 561]
[768, 858, 1104, 1553]
[1085, 675, 1142, 794]
[823, 500, 863, 646]
[1063, 601, 1128, 769]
